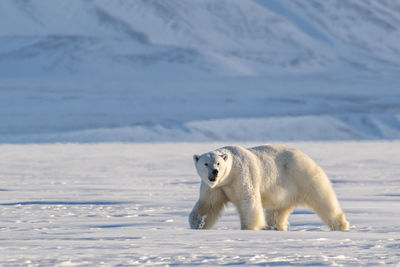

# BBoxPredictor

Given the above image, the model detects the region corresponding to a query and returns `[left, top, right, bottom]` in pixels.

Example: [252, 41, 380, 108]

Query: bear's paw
[189, 212, 206, 229]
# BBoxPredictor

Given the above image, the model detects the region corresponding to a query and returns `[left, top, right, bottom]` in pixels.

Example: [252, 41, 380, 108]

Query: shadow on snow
[0, 201, 134, 206]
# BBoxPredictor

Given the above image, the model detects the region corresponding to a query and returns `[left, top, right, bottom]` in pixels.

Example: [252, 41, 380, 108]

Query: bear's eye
[204, 163, 208, 166]
[217, 162, 220, 166]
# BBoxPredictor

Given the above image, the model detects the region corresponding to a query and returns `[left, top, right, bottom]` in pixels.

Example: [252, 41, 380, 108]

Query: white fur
[189, 145, 349, 231]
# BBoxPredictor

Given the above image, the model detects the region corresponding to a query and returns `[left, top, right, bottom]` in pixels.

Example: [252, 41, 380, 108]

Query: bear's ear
[193, 154, 200, 163]
[221, 154, 228, 161]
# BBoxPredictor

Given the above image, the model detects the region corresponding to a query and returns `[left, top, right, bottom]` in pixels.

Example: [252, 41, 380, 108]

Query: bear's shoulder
[216, 145, 249, 156]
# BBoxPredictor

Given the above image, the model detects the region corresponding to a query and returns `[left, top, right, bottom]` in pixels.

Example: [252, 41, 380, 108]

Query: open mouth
[208, 176, 216, 182]
[208, 169, 218, 182]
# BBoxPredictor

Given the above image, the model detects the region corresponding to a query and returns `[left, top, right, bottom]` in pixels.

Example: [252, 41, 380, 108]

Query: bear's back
[249, 144, 293, 159]
[251, 145, 322, 183]
[249, 145, 315, 174]
[219, 144, 311, 173]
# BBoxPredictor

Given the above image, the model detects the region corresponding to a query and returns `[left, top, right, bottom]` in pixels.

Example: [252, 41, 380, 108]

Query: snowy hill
[1, 0, 400, 76]
[0, 0, 329, 76]
[0, 0, 400, 142]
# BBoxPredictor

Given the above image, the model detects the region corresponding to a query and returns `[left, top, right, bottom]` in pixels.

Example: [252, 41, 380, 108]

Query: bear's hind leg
[266, 207, 294, 231]
[304, 186, 349, 231]
[265, 209, 278, 230]
[328, 212, 349, 231]
[311, 205, 349, 231]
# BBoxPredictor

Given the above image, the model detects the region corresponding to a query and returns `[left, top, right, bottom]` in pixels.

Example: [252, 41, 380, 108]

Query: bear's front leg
[189, 199, 226, 229]
[189, 183, 228, 229]
[189, 202, 206, 229]
[237, 192, 266, 230]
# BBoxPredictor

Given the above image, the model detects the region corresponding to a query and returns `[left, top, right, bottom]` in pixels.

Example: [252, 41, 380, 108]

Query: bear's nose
[212, 169, 218, 176]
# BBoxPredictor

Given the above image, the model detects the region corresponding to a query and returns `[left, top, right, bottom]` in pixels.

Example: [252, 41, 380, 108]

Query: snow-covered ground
[0, 142, 399, 266]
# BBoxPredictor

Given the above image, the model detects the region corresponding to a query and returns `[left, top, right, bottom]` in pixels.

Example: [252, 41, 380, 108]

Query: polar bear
[189, 145, 349, 231]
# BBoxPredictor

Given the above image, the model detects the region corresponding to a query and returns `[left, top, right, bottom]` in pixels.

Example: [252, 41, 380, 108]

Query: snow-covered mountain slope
[271, 0, 400, 73]
[1, 0, 400, 76]
[1, 0, 400, 142]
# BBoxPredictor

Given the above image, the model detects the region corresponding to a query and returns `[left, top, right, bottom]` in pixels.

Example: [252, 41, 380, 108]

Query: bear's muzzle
[208, 169, 218, 182]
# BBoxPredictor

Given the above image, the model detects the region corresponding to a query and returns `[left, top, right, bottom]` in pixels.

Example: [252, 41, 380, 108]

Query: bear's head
[193, 151, 231, 188]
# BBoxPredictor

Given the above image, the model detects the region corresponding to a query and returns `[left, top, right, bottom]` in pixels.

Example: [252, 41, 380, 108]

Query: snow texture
[0, 142, 399, 266]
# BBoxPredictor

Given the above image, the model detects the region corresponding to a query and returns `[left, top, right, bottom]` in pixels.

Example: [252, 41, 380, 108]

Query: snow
[0, 142, 399, 266]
